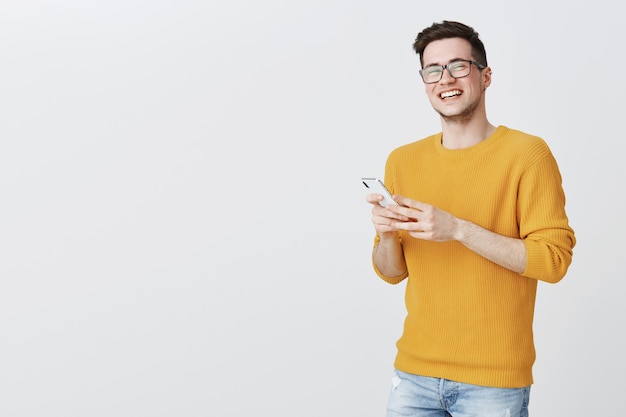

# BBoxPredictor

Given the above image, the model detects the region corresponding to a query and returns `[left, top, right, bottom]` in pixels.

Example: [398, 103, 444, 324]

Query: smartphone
[361, 178, 398, 207]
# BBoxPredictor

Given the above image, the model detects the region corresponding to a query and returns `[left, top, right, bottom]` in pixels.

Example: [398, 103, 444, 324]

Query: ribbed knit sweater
[372, 125, 576, 388]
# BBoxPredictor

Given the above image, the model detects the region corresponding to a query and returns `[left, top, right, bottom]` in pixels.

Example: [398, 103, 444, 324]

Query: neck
[440, 114, 496, 150]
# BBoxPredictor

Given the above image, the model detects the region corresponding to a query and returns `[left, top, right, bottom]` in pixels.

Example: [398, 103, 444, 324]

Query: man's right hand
[366, 193, 411, 236]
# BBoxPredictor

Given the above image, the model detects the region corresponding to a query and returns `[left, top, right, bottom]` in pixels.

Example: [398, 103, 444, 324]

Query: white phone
[361, 178, 398, 207]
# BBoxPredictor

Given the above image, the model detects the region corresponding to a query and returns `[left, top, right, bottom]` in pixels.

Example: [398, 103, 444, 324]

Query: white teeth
[441, 90, 461, 99]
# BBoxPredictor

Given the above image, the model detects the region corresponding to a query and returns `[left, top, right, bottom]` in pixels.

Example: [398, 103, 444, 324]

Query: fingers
[365, 193, 384, 205]
[367, 193, 429, 234]
[373, 203, 414, 222]
[392, 194, 428, 211]
[370, 205, 413, 235]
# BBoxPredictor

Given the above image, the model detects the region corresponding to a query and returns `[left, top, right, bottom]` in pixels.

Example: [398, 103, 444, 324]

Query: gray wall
[0, 1, 621, 415]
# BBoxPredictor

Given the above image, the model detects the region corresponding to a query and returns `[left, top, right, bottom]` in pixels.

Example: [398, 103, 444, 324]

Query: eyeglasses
[419, 60, 486, 84]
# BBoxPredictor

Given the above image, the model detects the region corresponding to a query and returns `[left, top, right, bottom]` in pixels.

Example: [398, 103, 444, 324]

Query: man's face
[421, 37, 490, 123]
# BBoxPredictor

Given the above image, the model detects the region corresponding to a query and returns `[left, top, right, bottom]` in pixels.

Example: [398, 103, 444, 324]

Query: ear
[482, 66, 492, 89]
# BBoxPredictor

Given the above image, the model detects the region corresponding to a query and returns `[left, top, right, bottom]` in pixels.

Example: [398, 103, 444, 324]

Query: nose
[439, 68, 455, 83]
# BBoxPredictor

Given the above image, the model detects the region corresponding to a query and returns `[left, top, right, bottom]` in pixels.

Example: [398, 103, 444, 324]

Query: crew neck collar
[434, 125, 507, 159]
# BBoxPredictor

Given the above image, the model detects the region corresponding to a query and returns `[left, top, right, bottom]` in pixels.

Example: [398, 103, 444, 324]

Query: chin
[436, 103, 477, 123]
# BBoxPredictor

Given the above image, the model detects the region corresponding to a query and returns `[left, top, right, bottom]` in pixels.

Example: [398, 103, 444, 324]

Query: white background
[0, 1, 623, 416]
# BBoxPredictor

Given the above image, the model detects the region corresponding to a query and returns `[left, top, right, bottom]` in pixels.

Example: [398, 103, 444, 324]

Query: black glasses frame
[419, 60, 486, 84]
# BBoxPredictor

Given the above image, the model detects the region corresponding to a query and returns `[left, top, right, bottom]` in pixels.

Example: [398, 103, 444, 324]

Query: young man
[365, 21, 576, 417]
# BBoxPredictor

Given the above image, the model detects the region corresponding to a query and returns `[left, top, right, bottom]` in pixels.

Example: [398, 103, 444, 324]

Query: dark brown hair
[412, 21, 488, 68]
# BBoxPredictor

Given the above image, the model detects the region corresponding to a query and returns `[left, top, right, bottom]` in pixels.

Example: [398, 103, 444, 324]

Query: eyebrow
[423, 57, 471, 68]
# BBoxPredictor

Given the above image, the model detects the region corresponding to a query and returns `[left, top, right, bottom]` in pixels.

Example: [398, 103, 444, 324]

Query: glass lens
[421, 66, 443, 83]
[448, 61, 471, 77]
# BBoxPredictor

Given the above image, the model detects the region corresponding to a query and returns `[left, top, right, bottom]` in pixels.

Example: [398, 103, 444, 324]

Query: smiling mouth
[440, 90, 462, 99]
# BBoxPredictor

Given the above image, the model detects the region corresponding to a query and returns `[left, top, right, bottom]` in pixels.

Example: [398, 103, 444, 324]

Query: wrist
[379, 231, 399, 241]
[454, 218, 471, 242]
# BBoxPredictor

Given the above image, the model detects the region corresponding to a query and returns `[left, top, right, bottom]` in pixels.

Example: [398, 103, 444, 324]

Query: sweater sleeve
[371, 233, 408, 285]
[518, 148, 576, 283]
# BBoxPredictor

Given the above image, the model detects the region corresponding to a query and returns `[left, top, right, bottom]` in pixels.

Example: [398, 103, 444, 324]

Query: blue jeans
[386, 370, 530, 417]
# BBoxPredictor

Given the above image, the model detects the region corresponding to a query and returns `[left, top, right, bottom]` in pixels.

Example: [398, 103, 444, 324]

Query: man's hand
[365, 193, 409, 278]
[382, 194, 526, 273]
[386, 195, 461, 242]
[365, 193, 413, 236]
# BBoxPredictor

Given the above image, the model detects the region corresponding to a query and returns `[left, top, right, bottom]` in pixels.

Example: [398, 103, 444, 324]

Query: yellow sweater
[373, 126, 575, 388]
